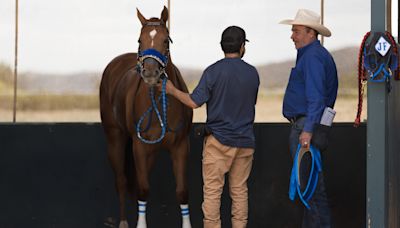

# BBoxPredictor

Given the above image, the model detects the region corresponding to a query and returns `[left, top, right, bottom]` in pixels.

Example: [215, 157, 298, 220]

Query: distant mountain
[179, 46, 358, 90]
[256, 46, 358, 89]
[15, 46, 358, 94]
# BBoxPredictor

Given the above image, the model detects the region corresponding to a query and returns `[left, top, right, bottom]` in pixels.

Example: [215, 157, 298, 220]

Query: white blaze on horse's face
[149, 29, 157, 47]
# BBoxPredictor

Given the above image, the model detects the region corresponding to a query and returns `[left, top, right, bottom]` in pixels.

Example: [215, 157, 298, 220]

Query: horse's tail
[125, 138, 137, 201]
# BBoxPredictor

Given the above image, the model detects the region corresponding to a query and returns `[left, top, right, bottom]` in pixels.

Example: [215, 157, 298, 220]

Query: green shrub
[0, 62, 13, 85]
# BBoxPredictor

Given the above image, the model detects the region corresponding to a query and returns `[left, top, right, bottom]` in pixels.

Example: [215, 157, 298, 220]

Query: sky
[0, 0, 391, 74]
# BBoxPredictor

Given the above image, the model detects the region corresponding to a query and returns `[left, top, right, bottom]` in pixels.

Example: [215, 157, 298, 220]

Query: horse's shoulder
[101, 52, 141, 108]
[171, 64, 189, 93]
[169, 64, 193, 126]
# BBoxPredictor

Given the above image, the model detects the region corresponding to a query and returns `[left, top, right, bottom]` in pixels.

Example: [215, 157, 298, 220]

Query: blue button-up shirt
[283, 40, 338, 132]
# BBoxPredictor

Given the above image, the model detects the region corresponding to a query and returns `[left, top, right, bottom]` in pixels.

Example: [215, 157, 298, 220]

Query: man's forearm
[170, 88, 199, 109]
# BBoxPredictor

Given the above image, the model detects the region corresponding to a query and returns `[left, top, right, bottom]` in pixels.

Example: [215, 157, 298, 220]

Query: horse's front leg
[170, 138, 192, 228]
[132, 140, 157, 228]
[104, 128, 129, 228]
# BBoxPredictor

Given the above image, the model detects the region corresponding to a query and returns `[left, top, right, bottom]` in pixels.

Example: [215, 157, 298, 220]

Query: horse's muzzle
[141, 58, 163, 86]
[141, 69, 162, 86]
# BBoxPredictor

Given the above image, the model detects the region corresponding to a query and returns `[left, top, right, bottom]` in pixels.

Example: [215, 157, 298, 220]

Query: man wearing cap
[158, 26, 259, 228]
[280, 9, 338, 228]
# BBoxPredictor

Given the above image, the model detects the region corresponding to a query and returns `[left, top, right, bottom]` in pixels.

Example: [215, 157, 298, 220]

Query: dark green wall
[0, 123, 365, 228]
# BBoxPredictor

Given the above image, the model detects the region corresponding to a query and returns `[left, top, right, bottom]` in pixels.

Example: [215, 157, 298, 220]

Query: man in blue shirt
[280, 9, 338, 228]
[159, 26, 259, 228]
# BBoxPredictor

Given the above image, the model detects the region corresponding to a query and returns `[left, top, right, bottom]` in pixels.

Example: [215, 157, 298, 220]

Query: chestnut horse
[100, 7, 193, 228]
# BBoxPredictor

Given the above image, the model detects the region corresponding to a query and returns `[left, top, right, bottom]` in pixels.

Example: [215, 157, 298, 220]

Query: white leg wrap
[180, 204, 192, 228]
[119, 220, 129, 228]
[136, 200, 147, 228]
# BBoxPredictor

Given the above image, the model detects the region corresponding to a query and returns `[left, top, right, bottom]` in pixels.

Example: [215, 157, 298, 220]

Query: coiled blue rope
[136, 77, 168, 144]
[370, 63, 392, 82]
[289, 144, 322, 209]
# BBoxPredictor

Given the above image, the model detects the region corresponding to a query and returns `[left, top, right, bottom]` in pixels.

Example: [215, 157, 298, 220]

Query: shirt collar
[297, 40, 320, 59]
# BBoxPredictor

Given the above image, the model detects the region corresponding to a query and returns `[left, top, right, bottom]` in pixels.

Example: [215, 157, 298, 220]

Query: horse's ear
[161, 6, 169, 23]
[137, 8, 147, 26]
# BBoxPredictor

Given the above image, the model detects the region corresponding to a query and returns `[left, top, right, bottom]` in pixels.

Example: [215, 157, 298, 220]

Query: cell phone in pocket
[320, 107, 336, 126]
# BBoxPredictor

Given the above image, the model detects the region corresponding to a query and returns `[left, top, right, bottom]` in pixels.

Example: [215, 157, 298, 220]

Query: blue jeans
[289, 117, 332, 228]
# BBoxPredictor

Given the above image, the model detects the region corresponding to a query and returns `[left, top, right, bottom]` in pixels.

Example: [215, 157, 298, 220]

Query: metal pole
[368, 0, 388, 226]
[321, 0, 324, 46]
[13, 0, 18, 123]
[167, 0, 171, 31]
[387, 0, 392, 33]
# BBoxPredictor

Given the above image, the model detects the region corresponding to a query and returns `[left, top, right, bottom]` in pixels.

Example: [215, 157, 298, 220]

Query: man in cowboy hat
[280, 9, 338, 228]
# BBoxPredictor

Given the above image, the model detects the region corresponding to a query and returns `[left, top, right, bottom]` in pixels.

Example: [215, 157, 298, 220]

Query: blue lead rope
[289, 144, 322, 209]
[136, 77, 168, 144]
[370, 63, 392, 82]
[363, 43, 398, 83]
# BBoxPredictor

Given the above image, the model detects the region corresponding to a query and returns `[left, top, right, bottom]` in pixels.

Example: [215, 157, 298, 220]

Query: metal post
[368, 0, 391, 227]
[167, 0, 171, 31]
[387, 1, 400, 227]
[320, 0, 324, 46]
[13, 0, 18, 123]
[387, 0, 392, 33]
[369, 0, 400, 226]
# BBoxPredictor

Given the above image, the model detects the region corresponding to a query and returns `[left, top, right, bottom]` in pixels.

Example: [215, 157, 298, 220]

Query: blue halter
[138, 48, 168, 67]
[363, 48, 397, 82]
[363, 33, 398, 83]
[289, 144, 322, 209]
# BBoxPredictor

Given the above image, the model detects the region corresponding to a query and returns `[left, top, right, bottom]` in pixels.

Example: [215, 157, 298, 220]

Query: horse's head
[137, 6, 172, 86]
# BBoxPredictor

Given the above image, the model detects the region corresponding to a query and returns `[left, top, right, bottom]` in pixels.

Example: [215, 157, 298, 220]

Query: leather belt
[289, 115, 306, 124]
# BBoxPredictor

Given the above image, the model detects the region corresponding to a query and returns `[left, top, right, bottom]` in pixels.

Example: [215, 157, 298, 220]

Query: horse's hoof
[119, 220, 129, 228]
[182, 219, 192, 228]
[136, 216, 147, 228]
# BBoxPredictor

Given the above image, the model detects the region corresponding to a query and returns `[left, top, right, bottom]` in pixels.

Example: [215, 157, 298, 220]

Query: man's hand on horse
[157, 79, 175, 95]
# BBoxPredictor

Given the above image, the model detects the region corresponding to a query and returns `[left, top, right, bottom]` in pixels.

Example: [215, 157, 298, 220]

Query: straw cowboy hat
[280, 9, 331, 37]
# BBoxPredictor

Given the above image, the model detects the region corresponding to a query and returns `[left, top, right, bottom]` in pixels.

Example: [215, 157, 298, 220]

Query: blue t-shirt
[190, 58, 260, 148]
[283, 40, 338, 132]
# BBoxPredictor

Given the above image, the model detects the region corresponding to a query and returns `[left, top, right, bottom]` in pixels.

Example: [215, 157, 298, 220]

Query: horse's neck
[166, 61, 177, 83]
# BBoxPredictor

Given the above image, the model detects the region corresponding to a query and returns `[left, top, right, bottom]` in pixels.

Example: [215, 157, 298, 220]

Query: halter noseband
[139, 49, 168, 68]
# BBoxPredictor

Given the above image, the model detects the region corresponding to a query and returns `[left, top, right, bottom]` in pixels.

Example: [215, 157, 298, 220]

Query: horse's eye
[164, 39, 169, 44]
[138, 39, 141, 43]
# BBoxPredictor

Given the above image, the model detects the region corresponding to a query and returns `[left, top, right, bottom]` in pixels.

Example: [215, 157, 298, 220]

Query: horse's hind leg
[170, 139, 192, 228]
[105, 128, 129, 228]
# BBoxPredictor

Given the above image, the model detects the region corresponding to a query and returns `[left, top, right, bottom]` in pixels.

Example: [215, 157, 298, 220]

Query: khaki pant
[202, 135, 254, 228]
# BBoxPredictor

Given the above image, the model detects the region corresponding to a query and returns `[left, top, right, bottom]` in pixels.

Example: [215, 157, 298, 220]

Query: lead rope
[354, 31, 400, 127]
[354, 32, 371, 127]
[289, 144, 322, 209]
[136, 77, 168, 144]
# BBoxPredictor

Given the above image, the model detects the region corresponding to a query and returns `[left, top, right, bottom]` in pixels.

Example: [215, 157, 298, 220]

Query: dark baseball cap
[220, 26, 249, 45]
